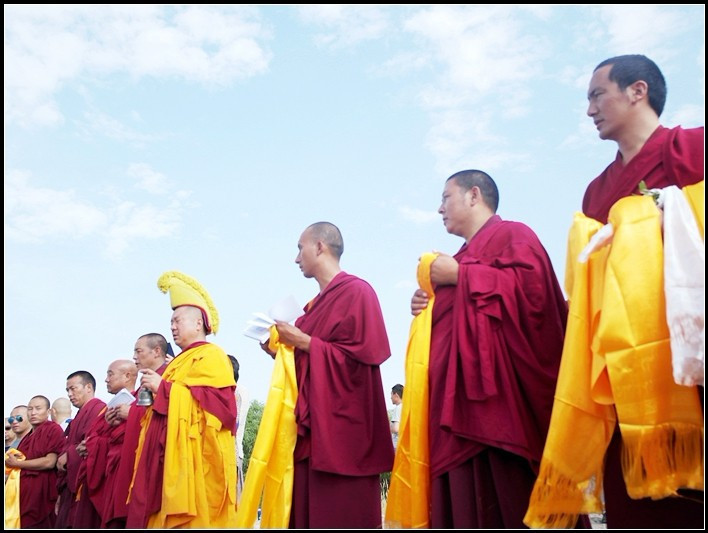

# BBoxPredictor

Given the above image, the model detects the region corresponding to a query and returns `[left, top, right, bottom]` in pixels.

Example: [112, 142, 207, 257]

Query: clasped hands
[411, 253, 458, 316]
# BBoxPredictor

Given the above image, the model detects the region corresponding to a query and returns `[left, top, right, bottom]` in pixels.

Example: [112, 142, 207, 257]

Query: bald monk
[72, 360, 138, 528]
[5, 395, 65, 528]
[582, 54, 703, 528]
[50, 397, 73, 433]
[265, 221, 394, 528]
[409, 170, 572, 528]
[55, 371, 106, 528]
[103, 333, 169, 528]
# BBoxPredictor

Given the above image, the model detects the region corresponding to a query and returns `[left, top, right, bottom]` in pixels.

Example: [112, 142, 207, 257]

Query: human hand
[140, 368, 163, 394]
[56, 452, 67, 472]
[260, 340, 276, 359]
[411, 289, 430, 316]
[76, 439, 88, 458]
[275, 322, 311, 352]
[430, 254, 459, 286]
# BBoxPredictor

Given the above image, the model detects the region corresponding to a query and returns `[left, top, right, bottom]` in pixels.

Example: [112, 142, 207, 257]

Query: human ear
[628, 80, 648, 103]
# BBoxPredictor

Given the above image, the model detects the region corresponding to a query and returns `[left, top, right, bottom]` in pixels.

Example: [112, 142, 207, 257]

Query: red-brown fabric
[583, 125, 704, 223]
[17, 420, 65, 528]
[54, 396, 106, 529]
[125, 346, 236, 529]
[428, 215, 567, 518]
[289, 271, 393, 525]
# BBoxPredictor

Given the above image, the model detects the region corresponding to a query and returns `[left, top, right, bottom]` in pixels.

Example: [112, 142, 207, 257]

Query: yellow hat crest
[157, 271, 219, 334]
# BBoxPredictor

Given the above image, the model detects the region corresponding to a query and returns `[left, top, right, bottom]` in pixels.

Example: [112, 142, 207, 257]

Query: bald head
[105, 359, 139, 395]
[447, 169, 499, 213]
[51, 397, 72, 424]
[305, 222, 344, 259]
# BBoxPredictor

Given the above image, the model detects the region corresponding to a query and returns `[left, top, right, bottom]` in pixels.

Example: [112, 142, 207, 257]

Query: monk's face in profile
[66, 376, 93, 409]
[439, 179, 473, 238]
[295, 229, 318, 279]
[27, 397, 50, 427]
[586, 64, 634, 142]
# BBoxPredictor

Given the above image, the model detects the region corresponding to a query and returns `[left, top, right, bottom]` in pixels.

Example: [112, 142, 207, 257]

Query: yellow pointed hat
[157, 271, 219, 334]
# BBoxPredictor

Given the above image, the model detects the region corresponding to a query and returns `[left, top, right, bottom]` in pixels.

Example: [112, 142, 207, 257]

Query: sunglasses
[7, 416, 24, 424]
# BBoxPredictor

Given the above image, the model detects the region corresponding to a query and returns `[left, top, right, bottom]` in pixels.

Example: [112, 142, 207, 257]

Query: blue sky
[4, 5, 705, 415]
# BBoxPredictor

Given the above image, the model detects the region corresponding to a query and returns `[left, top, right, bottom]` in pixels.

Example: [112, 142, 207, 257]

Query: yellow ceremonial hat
[157, 271, 220, 334]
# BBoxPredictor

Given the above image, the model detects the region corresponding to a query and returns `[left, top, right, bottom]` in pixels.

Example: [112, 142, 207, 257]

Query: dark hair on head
[306, 222, 344, 259]
[66, 370, 96, 391]
[227, 355, 239, 383]
[139, 333, 169, 356]
[30, 395, 51, 409]
[447, 169, 500, 213]
[392, 383, 404, 398]
[595, 54, 666, 117]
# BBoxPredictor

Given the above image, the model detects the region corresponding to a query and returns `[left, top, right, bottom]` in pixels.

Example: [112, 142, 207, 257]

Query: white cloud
[665, 104, 705, 129]
[5, 168, 184, 257]
[76, 109, 163, 146]
[4, 5, 272, 127]
[128, 163, 170, 195]
[297, 5, 390, 48]
[398, 206, 438, 224]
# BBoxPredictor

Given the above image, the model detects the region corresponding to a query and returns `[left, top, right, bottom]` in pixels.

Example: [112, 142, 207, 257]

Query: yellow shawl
[4, 448, 25, 529]
[235, 328, 298, 528]
[385, 252, 438, 528]
[134, 343, 237, 529]
[525, 194, 704, 528]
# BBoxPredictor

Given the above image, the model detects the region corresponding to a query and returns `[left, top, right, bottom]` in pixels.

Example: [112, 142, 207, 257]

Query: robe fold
[290, 271, 394, 528]
[583, 125, 704, 223]
[17, 421, 65, 528]
[127, 342, 237, 529]
[428, 215, 568, 528]
[54, 396, 106, 529]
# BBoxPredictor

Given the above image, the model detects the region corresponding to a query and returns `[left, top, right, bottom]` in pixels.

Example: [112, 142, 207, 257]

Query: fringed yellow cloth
[4, 448, 25, 529]
[235, 328, 298, 529]
[525, 195, 704, 529]
[385, 252, 438, 529]
[143, 343, 237, 529]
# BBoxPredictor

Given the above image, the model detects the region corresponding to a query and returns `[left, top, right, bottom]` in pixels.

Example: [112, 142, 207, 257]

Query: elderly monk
[72, 359, 138, 528]
[50, 397, 73, 433]
[103, 333, 169, 528]
[127, 272, 237, 528]
[4, 395, 65, 528]
[406, 170, 571, 528]
[264, 221, 394, 528]
[525, 54, 704, 530]
[55, 371, 106, 528]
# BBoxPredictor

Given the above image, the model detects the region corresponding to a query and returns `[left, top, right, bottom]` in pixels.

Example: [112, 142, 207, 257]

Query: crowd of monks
[4, 54, 704, 530]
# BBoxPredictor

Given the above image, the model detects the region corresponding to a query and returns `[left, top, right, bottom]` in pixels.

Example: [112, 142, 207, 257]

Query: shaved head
[305, 222, 344, 259]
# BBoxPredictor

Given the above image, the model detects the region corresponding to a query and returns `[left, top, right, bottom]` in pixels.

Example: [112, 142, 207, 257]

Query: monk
[565, 54, 702, 529]
[72, 359, 138, 528]
[267, 221, 394, 528]
[55, 371, 107, 529]
[583, 54, 703, 224]
[50, 397, 73, 433]
[4, 395, 65, 528]
[409, 170, 571, 527]
[127, 272, 237, 528]
[103, 333, 169, 528]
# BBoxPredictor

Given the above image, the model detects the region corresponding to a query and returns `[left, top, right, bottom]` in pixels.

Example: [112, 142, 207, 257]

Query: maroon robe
[16, 420, 65, 528]
[289, 271, 394, 529]
[125, 347, 235, 529]
[583, 125, 704, 223]
[583, 124, 705, 528]
[106, 365, 166, 528]
[428, 215, 568, 528]
[54, 396, 106, 529]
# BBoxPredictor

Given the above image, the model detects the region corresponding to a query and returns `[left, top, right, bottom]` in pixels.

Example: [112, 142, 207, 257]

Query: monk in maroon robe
[104, 333, 170, 528]
[411, 170, 576, 528]
[583, 54, 704, 529]
[72, 360, 138, 528]
[271, 222, 394, 529]
[5, 395, 65, 528]
[55, 371, 107, 529]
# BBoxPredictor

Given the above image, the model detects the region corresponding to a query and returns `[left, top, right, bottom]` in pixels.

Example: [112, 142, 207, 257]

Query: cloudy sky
[4, 5, 704, 415]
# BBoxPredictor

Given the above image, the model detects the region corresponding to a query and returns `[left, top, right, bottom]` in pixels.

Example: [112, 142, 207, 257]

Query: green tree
[242, 399, 265, 477]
